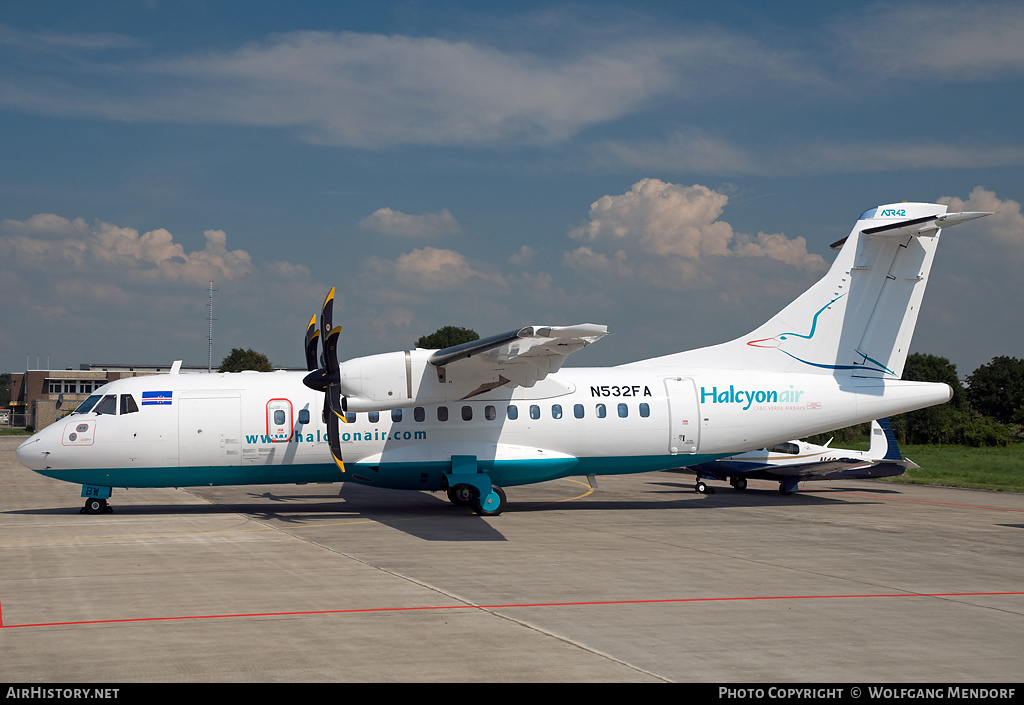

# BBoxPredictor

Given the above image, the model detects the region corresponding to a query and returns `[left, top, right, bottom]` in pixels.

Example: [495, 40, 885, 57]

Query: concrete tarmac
[1, 436, 1022, 683]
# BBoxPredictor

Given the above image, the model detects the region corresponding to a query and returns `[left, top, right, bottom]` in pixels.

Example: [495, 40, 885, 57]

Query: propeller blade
[320, 287, 335, 367]
[324, 325, 341, 376]
[304, 315, 319, 372]
[305, 287, 345, 473]
[324, 394, 346, 473]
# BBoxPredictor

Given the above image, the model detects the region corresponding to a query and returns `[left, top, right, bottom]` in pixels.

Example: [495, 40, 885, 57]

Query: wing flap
[430, 323, 607, 389]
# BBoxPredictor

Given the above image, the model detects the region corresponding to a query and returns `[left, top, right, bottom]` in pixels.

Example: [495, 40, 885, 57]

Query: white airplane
[677, 418, 917, 495]
[16, 202, 988, 516]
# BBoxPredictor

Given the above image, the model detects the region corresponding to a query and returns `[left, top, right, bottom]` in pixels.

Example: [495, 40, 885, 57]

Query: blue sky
[1, 1, 1022, 379]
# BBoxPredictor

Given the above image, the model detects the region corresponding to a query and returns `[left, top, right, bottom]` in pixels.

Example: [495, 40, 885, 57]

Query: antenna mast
[207, 281, 218, 372]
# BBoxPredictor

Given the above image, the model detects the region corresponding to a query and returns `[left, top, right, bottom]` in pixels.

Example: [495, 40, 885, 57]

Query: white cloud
[509, 245, 536, 266]
[358, 207, 462, 237]
[0, 215, 254, 285]
[732, 231, 829, 271]
[392, 247, 504, 291]
[592, 130, 758, 175]
[0, 213, 328, 368]
[831, 2, 1024, 80]
[566, 180, 827, 284]
[0, 25, 821, 149]
[938, 186, 1024, 252]
[592, 135, 1024, 177]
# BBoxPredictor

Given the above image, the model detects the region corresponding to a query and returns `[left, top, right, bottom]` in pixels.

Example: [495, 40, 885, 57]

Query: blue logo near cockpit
[141, 391, 173, 406]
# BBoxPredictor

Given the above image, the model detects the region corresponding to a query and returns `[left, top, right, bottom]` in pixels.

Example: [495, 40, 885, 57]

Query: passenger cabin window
[414, 407, 425, 422]
[574, 404, 584, 419]
[552, 404, 562, 419]
[485, 405, 496, 421]
[274, 409, 287, 425]
[507, 405, 518, 420]
[639, 403, 650, 418]
[298, 409, 310, 425]
[437, 406, 448, 422]
[462, 406, 473, 421]
[368, 411, 379, 423]
[770, 442, 800, 455]
[93, 395, 116, 416]
[596, 403, 606, 418]
[618, 403, 628, 418]
[392, 409, 402, 422]
[529, 405, 540, 420]
[345, 412, 356, 424]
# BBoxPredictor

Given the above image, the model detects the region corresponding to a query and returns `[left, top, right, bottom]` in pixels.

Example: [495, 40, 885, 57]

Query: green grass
[0, 428, 30, 436]
[883, 442, 1024, 493]
[809, 430, 1024, 492]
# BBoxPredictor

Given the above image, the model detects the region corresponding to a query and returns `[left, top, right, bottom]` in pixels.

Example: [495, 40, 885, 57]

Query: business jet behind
[678, 418, 916, 495]
[17, 202, 988, 516]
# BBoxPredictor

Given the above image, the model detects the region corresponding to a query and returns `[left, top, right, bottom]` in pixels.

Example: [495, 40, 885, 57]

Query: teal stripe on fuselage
[34, 454, 727, 493]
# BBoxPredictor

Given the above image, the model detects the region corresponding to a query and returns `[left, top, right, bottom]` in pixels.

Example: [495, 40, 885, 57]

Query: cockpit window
[93, 395, 117, 416]
[769, 442, 800, 455]
[120, 394, 139, 415]
[73, 395, 102, 415]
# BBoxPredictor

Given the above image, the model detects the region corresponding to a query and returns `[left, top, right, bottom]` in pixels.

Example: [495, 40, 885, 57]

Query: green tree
[416, 326, 479, 349]
[891, 353, 968, 445]
[0, 372, 10, 407]
[890, 353, 1013, 446]
[219, 348, 274, 372]
[904, 352, 969, 410]
[966, 356, 1024, 425]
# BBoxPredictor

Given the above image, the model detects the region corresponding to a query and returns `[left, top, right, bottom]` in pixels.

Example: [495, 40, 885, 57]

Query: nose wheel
[81, 498, 112, 514]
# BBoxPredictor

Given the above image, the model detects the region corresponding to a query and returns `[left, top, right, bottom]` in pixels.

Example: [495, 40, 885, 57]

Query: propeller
[302, 288, 346, 473]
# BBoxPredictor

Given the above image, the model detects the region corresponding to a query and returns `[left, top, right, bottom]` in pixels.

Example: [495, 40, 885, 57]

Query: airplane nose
[16, 435, 47, 471]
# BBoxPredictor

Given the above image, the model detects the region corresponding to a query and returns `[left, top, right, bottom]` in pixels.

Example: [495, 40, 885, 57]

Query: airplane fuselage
[18, 365, 949, 493]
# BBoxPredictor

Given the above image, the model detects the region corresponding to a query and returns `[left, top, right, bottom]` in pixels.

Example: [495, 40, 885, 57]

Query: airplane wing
[765, 456, 918, 480]
[429, 324, 608, 391]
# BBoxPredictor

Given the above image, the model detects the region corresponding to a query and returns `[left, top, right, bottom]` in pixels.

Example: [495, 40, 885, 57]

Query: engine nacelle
[340, 349, 504, 412]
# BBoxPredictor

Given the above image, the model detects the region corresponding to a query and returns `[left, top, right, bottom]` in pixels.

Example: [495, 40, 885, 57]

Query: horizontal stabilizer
[832, 210, 992, 248]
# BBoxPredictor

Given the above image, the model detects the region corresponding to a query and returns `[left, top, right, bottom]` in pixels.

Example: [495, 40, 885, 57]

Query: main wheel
[447, 484, 477, 506]
[695, 480, 709, 494]
[473, 485, 506, 516]
[731, 477, 748, 491]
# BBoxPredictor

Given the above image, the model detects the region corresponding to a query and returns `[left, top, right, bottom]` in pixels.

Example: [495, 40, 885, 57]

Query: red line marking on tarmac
[2, 591, 1022, 630]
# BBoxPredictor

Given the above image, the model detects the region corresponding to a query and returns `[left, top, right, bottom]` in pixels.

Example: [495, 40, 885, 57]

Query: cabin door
[664, 377, 700, 455]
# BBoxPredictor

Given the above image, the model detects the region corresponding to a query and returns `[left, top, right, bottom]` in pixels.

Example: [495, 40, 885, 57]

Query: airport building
[7, 363, 211, 430]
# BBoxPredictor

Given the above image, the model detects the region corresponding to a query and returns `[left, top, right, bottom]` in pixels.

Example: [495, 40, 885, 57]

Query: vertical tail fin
[869, 418, 902, 461]
[644, 203, 990, 377]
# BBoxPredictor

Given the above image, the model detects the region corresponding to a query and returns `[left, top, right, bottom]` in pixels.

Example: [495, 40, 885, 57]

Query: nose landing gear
[81, 497, 113, 514]
[80, 485, 113, 514]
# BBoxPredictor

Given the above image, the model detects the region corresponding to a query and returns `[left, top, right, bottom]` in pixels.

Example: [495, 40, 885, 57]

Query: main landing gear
[446, 482, 507, 516]
[695, 476, 747, 493]
[444, 456, 506, 516]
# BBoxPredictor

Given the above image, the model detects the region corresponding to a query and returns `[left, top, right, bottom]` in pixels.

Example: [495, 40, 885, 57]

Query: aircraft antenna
[207, 280, 219, 372]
